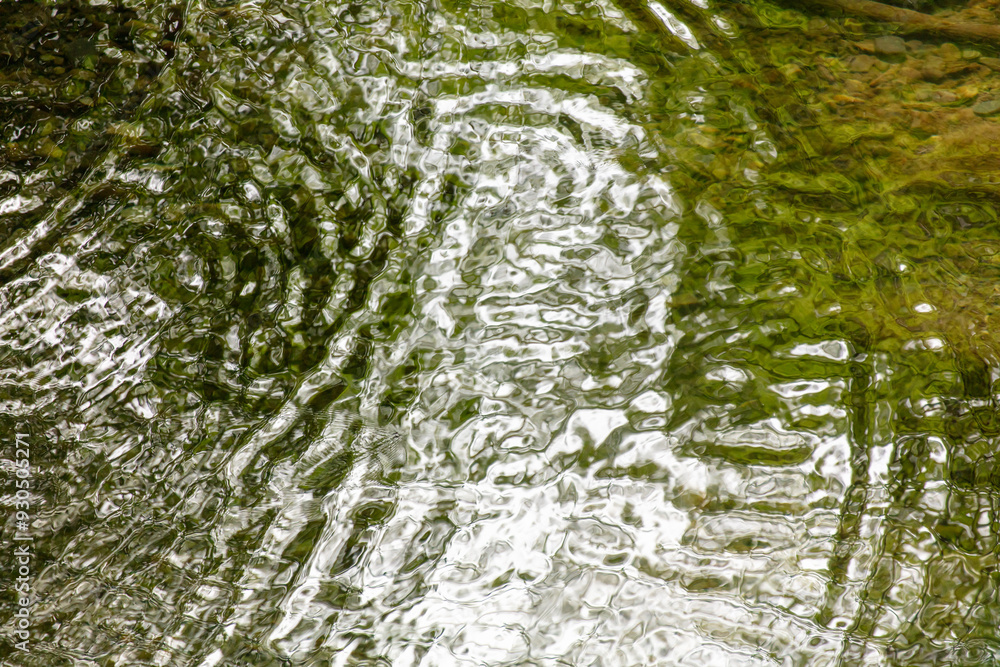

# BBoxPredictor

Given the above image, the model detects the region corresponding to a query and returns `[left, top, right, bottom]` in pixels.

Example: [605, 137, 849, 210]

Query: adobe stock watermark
[10, 429, 32, 653]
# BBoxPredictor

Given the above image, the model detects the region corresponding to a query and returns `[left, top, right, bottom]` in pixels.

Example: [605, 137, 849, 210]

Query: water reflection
[4, 0, 1000, 664]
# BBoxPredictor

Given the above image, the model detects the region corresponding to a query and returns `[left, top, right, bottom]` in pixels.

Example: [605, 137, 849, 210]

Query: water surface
[3, 0, 1000, 665]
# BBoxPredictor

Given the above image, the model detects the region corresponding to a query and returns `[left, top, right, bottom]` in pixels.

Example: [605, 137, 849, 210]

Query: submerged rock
[972, 98, 1000, 116]
[849, 54, 879, 72]
[874, 35, 907, 56]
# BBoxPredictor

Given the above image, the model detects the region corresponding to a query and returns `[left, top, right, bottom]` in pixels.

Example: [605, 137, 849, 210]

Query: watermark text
[11, 430, 32, 652]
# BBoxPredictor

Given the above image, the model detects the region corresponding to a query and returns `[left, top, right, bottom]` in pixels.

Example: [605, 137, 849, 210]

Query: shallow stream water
[4, 0, 1000, 665]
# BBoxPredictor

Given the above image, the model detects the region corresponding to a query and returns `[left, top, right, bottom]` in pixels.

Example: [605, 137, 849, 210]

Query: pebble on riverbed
[849, 54, 879, 72]
[874, 35, 907, 55]
[972, 98, 1000, 116]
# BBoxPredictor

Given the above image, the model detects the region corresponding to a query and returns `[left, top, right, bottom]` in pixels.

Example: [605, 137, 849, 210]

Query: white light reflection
[647, 1, 701, 49]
